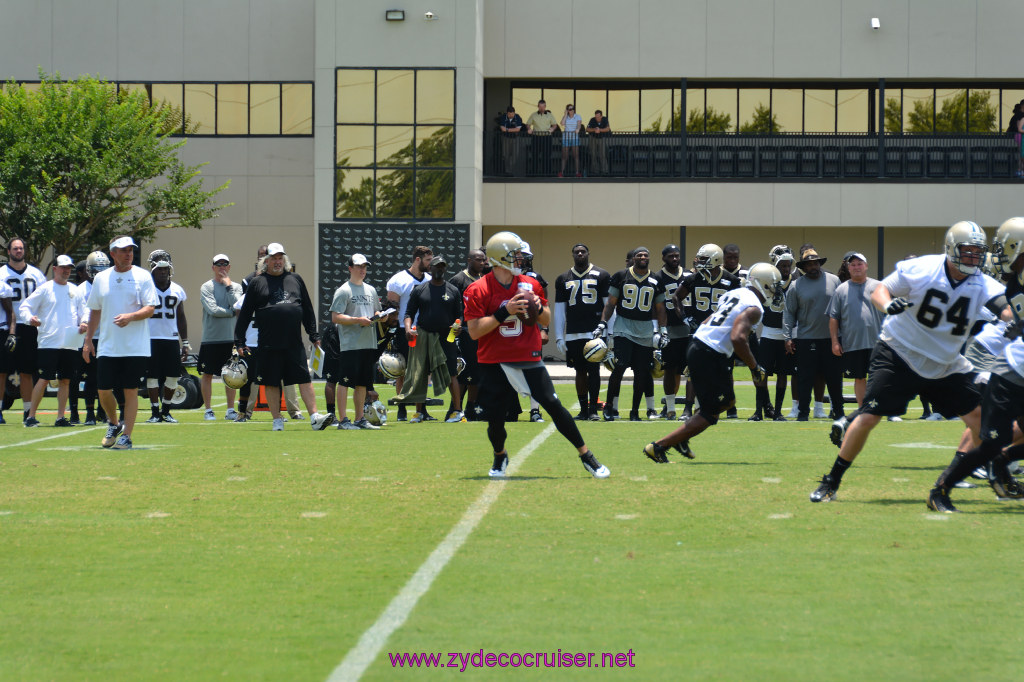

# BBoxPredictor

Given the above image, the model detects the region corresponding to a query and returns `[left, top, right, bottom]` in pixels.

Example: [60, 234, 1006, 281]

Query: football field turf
[2, 382, 1022, 681]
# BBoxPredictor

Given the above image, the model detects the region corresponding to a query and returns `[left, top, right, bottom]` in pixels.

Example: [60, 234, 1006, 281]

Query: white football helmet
[944, 220, 987, 275]
[769, 244, 794, 266]
[694, 244, 724, 284]
[86, 251, 111, 278]
[221, 352, 248, 390]
[602, 349, 617, 373]
[486, 231, 525, 275]
[456, 356, 467, 376]
[377, 351, 407, 381]
[992, 217, 1024, 275]
[747, 262, 784, 306]
[583, 337, 609, 363]
[148, 249, 173, 275]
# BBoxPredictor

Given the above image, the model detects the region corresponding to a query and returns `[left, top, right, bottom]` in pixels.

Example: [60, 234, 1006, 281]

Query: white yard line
[0, 427, 104, 450]
[327, 420, 562, 682]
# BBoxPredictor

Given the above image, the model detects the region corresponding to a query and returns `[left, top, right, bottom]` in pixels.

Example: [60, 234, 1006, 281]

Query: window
[335, 68, 455, 220]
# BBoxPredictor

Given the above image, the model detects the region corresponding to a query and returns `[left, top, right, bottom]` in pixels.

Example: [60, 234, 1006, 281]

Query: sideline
[0, 426, 104, 450]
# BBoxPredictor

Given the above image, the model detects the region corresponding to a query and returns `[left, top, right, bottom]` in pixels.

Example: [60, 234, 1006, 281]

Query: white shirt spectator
[19, 280, 87, 349]
[87, 265, 159, 357]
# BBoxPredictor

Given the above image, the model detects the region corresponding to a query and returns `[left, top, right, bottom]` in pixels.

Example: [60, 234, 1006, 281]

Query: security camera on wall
[871, 17, 880, 30]
[424, 11, 436, 20]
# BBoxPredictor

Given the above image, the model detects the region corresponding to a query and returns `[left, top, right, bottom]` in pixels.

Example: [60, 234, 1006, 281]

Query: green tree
[0, 73, 228, 268]
[884, 90, 997, 133]
[685, 106, 733, 133]
[739, 104, 782, 133]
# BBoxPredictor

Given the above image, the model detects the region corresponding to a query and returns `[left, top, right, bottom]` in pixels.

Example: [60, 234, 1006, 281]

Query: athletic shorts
[198, 341, 235, 375]
[964, 339, 997, 374]
[322, 339, 342, 383]
[0, 329, 12, 374]
[37, 348, 78, 381]
[338, 348, 379, 388]
[148, 339, 184, 381]
[255, 344, 310, 387]
[456, 332, 479, 385]
[475, 361, 550, 421]
[10, 324, 38, 375]
[661, 337, 690, 375]
[611, 336, 654, 372]
[860, 342, 980, 419]
[96, 355, 148, 391]
[978, 374, 1024, 447]
[687, 339, 735, 425]
[756, 337, 790, 375]
[842, 348, 872, 379]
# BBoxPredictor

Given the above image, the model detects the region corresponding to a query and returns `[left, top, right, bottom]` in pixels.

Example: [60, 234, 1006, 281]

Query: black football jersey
[655, 267, 687, 330]
[761, 276, 793, 330]
[555, 265, 610, 334]
[448, 269, 482, 296]
[679, 270, 741, 324]
[1005, 271, 1024, 323]
[609, 267, 665, 322]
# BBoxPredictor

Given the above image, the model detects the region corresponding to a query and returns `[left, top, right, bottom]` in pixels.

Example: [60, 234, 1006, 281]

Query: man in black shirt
[498, 106, 524, 176]
[654, 244, 689, 420]
[448, 248, 487, 419]
[234, 242, 333, 432]
[586, 110, 611, 175]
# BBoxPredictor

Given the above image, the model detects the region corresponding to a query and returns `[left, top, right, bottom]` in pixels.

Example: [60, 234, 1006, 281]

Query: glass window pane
[376, 125, 414, 166]
[804, 89, 835, 132]
[119, 83, 149, 104]
[377, 70, 414, 124]
[837, 89, 868, 133]
[575, 90, 606, 125]
[152, 83, 183, 111]
[512, 88, 542, 117]
[967, 89, 998, 133]
[773, 88, 802, 133]
[376, 169, 414, 218]
[739, 88, 772, 133]
[250, 83, 280, 134]
[1001, 89, 1024, 133]
[684, 88, 705, 132]
[416, 70, 454, 124]
[641, 89, 673, 132]
[416, 126, 454, 167]
[337, 69, 375, 123]
[282, 83, 312, 134]
[903, 88, 933, 133]
[416, 170, 454, 219]
[336, 125, 375, 167]
[217, 83, 248, 135]
[608, 90, 639, 132]
[185, 83, 216, 134]
[336, 168, 374, 219]
[882, 88, 902, 132]
[704, 88, 736, 133]
[542, 89, 574, 119]
[933, 88, 965, 132]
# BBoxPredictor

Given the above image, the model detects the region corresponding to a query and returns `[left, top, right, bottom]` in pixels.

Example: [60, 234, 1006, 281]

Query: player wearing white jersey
[1, 237, 47, 422]
[643, 263, 783, 464]
[145, 250, 190, 424]
[811, 221, 1009, 508]
[0, 277, 14, 424]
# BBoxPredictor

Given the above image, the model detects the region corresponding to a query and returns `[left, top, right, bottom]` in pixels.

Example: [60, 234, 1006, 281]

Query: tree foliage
[884, 89, 997, 133]
[738, 104, 782, 133]
[0, 73, 228, 267]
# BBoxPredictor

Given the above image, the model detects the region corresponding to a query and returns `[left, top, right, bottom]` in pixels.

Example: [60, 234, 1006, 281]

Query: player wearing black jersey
[448, 248, 487, 420]
[654, 244, 689, 420]
[520, 242, 550, 422]
[554, 244, 610, 420]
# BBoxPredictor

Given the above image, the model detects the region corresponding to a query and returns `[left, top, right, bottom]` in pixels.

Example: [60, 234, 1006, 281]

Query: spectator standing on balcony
[1011, 100, 1024, 178]
[586, 110, 611, 176]
[526, 99, 558, 176]
[498, 106, 523, 176]
[559, 104, 583, 178]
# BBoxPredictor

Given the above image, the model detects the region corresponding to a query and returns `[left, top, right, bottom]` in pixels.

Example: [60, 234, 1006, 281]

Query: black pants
[796, 339, 844, 419]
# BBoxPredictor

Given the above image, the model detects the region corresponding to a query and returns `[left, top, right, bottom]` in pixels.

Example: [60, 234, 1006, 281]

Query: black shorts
[661, 337, 690, 374]
[11, 324, 38, 375]
[456, 332, 479, 384]
[842, 348, 872, 379]
[96, 355, 148, 391]
[37, 348, 78, 381]
[255, 344, 310, 387]
[338, 348, 379, 388]
[0, 329, 12, 375]
[861, 342, 981, 419]
[476, 362, 554, 421]
[756, 337, 790, 375]
[611, 336, 654, 372]
[322, 339, 342, 383]
[392, 328, 410, 359]
[148, 339, 183, 381]
[687, 340, 735, 425]
[564, 338, 590, 370]
[978, 374, 1024, 447]
[198, 341, 235, 375]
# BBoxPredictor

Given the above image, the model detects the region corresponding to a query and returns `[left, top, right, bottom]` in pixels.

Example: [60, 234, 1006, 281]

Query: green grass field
[2, 382, 1022, 681]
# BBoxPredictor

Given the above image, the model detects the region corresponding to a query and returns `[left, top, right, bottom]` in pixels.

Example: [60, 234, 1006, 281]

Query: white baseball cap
[55, 255, 74, 267]
[267, 242, 286, 256]
[348, 253, 370, 266]
[212, 253, 230, 264]
[109, 236, 137, 250]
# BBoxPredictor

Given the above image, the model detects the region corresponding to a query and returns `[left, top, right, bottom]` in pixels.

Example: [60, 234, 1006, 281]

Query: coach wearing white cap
[827, 252, 885, 411]
[199, 252, 243, 421]
[84, 235, 159, 449]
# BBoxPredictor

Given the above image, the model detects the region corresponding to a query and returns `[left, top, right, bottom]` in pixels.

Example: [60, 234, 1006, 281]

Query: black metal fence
[483, 131, 1022, 180]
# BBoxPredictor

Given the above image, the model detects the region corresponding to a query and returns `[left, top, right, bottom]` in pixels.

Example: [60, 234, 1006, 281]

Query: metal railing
[483, 131, 1021, 180]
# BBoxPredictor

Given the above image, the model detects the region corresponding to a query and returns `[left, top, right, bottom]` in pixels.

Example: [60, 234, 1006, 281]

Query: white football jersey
[880, 254, 1004, 376]
[386, 269, 427, 323]
[0, 263, 46, 324]
[148, 281, 188, 340]
[694, 287, 763, 357]
[0, 279, 12, 330]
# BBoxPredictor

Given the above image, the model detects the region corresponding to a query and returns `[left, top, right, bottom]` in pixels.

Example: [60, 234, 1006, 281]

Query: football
[518, 298, 540, 326]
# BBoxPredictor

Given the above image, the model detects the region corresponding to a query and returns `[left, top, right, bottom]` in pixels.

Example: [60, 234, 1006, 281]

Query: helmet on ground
[769, 244, 794, 266]
[221, 352, 248, 390]
[377, 351, 407, 381]
[148, 249, 173, 275]
[583, 337, 608, 363]
[86, 251, 111, 278]
[486, 231, 526, 275]
[695, 244, 724, 284]
[944, 220, 987, 275]
[747, 262, 784, 306]
[992, 217, 1024, 275]
[651, 350, 665, 379]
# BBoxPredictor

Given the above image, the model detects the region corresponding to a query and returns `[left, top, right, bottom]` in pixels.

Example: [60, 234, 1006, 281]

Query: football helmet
[148, 249, 173, 275]
[981, 253, 1001, 279]
[651, 350, 665, 379]
[992, 217, 1024, 275]
[377, 351, 407, 381]
[747, 262, 784, 306]
[602, 349, 618, 373]
[583, 337, 609, 363]
[221, 352, 248, 389]
[694, 243, 724, 284]
[769, 244, 794, 266]
[486, 231, 525, 275]
[86, 251, 111, 278]
[944, 220, 987, 275]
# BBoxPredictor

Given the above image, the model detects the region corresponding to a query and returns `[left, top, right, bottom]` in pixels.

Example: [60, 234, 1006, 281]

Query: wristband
[494, 305, 511, 323]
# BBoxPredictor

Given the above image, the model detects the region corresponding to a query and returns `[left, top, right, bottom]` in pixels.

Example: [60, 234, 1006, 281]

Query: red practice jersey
[463, 272, 547, 363]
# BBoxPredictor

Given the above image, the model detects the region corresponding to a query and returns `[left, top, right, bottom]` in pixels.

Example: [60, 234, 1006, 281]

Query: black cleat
[810, 474, 838, 503]
[573, 411, 589, 421]
[145, 415, 163, 424]
[101, 422, 123, 448]
[24, 417, 40, 428]
[726, 409, 738, 419]
[774, 414, 788, 422]
[763, 405, 776, 420]
[927, 486, 959, 513]
[53, 417, 73, 427]
[646, 409, 659, 420]
[988, 458, 1024, 499]
[629, 411, 641, 422]
[672, 441, 695, 459]
[489, 452, 509, 478]
[603, 407, 618, 422]
[643, 442, 669, 464]
[579, 451, 610, 478]
[747, 413, 763, 422]
[829, 416, 849, 448]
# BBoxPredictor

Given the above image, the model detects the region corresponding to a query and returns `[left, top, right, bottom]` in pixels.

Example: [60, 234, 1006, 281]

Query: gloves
[3, 334, 15, 353]
[683, 316, 699, 333]
[885, 297, 914, 315]
[555, 338, 567, 354]
[592, 321, 608, 339]
[653, 328, 669, 350]
[750, 365, 767, 384]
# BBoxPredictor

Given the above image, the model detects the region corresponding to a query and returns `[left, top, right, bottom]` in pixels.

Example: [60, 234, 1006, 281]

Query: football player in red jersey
[464, 231, 609, 479]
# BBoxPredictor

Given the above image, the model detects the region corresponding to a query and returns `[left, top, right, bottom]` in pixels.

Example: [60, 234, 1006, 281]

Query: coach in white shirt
[19, 255, 87, 427]
[84, 235, 159, 450]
